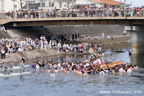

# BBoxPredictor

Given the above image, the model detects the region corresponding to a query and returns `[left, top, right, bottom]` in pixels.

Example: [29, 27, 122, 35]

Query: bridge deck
[0, 17, 144, 27]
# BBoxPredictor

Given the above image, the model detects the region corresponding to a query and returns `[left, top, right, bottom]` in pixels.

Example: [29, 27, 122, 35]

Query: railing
[0, 9, 144, 19]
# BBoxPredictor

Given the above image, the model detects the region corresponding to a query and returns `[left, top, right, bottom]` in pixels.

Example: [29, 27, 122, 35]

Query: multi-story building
[21, 0, 125, 11]
[21, 0, 41, 7]
[41, 0, 73, 10]
[21, 0, 73, 10]
[76, 0, 97, 7]
[92, 0, 124, 7]
[0, 0, 21, 12]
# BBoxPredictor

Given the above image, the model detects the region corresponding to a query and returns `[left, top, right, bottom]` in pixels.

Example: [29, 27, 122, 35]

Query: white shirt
[127, 69, 132, 73]
[100, 71, 105, 75]
[18, 47, 23, 52]
[36, 65, 40, 69]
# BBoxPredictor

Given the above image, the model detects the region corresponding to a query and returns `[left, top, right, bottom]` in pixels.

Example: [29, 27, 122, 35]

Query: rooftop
[92, 0, 124, 5]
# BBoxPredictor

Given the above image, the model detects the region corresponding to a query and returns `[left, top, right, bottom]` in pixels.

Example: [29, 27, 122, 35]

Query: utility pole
[27, 0, 29, 10]
[20, 0, 22, 8]
[42, 0, 43, 10]
[131, 1, 132, 8]
[13, 0, 15, 19]
[120, 0, 122, 8]
[97, 0, 99, 8]
[2, 0, 4, 11]
[124, 0, 126, 17]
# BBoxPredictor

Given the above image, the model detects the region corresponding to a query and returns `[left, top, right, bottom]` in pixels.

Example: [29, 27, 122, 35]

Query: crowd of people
[0, 58, 26, 75]
[0, 54, 138, 77]
[0, 34, 104, 59]
[31, 58, 138, 77]
[1, 6, 144, 19]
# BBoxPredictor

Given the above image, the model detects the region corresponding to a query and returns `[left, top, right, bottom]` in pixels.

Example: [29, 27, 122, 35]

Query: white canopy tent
[75, 0, 96, 5]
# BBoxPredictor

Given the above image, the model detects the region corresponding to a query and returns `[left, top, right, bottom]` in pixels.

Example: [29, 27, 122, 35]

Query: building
[21, 0, 41, 7]
[21, 0, 125, 10]
[92, 0, 124, 7]
[0, 0, 21, 12]
[22, 3, 41, 10]
[53, 0, 73, 10]
[41, 0, 73, 10]
[92, 0, 104, 7]
[21, 0, 73, 10]
[75, 0, 97, 7]
[21, 0, 42, 10]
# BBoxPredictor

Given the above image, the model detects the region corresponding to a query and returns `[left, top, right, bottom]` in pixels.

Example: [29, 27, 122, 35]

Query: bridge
[0, 17, 144, 27]
[0, 17, 144, 55]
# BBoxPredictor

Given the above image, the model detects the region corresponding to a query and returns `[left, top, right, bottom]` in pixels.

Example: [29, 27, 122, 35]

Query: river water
[0, 46, 144, 96]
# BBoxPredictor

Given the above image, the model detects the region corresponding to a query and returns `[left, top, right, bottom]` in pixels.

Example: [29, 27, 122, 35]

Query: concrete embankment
[0, 49, 65, 64]
[78, 36, 130, 45]
[96, 36, 130, 50]
[0, 27, 51, 38]
[78, 36, 130, 50]
[45, 25, 125, 36]
[2, 25, 126, 38]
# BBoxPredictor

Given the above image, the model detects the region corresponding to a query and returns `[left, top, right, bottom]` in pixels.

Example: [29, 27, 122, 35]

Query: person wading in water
[19, 60, 25, 76]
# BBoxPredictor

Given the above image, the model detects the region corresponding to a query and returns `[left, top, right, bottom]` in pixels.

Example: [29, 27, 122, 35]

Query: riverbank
[77, 35, 130, 49]
[0, 49, 65, 64]
[77, 35, 130, 44]
[0, 35, 130, 64]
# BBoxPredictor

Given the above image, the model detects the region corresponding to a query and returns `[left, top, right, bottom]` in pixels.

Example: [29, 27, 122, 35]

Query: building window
[64, 4, 66, 7]
[26, 1, 35, 4]
[59, 2, 62, 8]
[67, 3, 69, 8]
[14, 5, 17, 8]
[49, 1, 54, 7]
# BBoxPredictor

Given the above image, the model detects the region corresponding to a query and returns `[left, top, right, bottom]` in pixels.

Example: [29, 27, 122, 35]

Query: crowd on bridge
[1, 6, 144, 19]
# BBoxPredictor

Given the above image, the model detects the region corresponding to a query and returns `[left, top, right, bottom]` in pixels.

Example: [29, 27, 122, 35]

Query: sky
[115, 0, 143, 7]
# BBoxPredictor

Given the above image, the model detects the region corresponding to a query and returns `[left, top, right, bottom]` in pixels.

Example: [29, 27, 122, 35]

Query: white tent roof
[76, 0, 96, 5]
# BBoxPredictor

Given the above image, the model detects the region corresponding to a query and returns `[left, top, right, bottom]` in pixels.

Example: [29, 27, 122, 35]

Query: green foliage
[76, 5, 81, 8]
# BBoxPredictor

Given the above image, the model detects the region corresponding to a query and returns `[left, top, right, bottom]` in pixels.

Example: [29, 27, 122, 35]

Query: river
[0, 46, 144, 96]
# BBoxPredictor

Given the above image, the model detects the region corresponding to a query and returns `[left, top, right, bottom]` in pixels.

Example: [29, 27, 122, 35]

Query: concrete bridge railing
[0, 9, 144, 20]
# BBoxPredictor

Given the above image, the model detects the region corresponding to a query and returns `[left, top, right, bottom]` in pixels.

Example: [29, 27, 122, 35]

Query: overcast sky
[115, 0, 143, 7]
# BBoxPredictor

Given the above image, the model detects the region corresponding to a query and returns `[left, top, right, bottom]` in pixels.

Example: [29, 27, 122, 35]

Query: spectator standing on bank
[102, 32, 105, 37]
[98, 42, 102, 52]
[123, 30, 127, 36]
[1, 26, 6, 33]
[1, 47, 6, 59]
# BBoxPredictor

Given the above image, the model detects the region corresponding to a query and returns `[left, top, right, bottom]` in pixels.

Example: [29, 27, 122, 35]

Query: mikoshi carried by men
[86, 48, 125, 70]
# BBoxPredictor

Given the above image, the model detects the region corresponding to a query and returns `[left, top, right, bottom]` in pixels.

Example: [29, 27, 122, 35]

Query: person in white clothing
[100, 69, 106, 75]
[18, 47, 23, 52]
[123, 30, 127, 36]
[36, 64, 40, 69]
